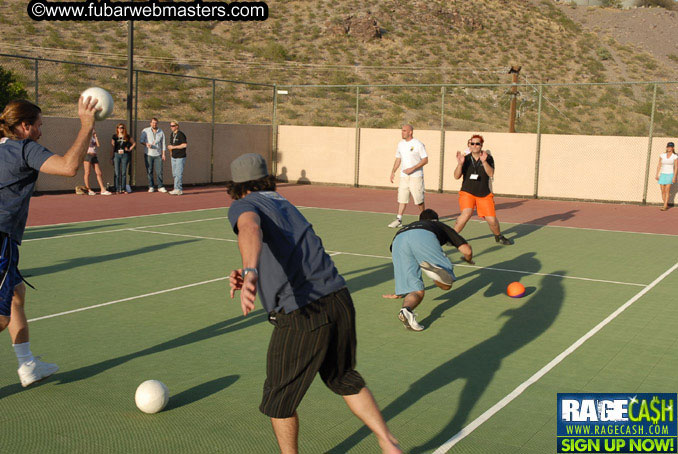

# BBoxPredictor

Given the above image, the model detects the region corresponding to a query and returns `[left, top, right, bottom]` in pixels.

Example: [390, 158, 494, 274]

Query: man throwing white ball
[0, 96, 98, 387]
[228, 154, 401, 454]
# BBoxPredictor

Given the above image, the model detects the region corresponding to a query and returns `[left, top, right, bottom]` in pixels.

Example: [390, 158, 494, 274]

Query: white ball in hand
[80, 87, 114, 121]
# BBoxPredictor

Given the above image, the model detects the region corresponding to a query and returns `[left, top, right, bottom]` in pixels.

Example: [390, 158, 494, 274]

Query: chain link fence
[2, 53, 677, 204]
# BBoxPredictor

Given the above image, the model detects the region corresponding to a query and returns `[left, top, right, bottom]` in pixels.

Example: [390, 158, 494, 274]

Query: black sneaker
[495, 234, 513, 245]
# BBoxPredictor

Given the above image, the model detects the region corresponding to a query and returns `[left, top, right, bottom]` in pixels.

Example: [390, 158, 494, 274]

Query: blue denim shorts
[0, 233, 21, 316]
[391, 229, 455, 296]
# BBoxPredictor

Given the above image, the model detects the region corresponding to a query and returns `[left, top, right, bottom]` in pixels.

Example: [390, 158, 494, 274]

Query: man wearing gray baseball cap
[226, 153, 401, 454]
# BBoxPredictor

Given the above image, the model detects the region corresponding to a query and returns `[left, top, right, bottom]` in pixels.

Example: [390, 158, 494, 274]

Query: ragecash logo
[557, 393, 677, 453]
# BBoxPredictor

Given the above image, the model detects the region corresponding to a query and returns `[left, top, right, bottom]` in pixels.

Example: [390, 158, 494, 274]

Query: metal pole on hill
[642, 83, 658, 205]
[508, 66, 521, 133]
[438, 86, 446, 193]
[127, 21, 135, 185]
[354, 86, 360, 188]
[34, 59, 38, 105]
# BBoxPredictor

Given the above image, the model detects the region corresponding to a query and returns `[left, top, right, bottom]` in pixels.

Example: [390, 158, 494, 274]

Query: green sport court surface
[2, 206, 678, 453]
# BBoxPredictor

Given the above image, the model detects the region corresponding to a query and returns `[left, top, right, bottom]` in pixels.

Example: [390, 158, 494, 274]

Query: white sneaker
[125, 185, 133, 193]
[18, 357, 59, 387]
[399, 308, 424, 331]
[148, 187, 156, 193]
[101, 191, 112, 195]
[420, 261, 454, 290]
[388, 219, 402, 228]
[158, 187, 168, 193]
[169, 189, 183, 195]
[87, 190, 96, 196]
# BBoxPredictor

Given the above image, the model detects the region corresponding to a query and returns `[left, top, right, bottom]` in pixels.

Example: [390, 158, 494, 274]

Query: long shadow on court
[342, 262, 394, 294]
[420, 252, 540, 329]
[464, 210, 578, 243]
[22, 239, 199, 277]
[166, 375, 240, 411]
[22, 223, 125, 241]
[329, 270, 564, 453]
[0, 310, 266, 400]
[53, 310, 267, 385]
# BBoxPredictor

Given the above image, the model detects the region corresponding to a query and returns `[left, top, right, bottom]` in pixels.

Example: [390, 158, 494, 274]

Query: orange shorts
[458, 191, 496, 218]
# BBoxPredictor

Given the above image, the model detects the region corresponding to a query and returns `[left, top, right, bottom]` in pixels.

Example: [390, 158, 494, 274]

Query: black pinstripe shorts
[259, 287, 366, 418]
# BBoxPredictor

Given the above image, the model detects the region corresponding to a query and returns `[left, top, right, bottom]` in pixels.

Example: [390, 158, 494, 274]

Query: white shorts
[398, 175, 424, 205]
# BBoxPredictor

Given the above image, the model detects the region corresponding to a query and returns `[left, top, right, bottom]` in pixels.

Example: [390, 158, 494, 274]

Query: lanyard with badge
[469, 155, 482, 180]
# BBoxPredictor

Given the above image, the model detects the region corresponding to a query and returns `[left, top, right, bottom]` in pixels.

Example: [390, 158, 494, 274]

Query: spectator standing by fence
[656, 141, 678, 211]
[140, 118, 167, 193]
[111, 123, 135, 194]
[84, 129, 111, 195]
[168, 120, 187, 195]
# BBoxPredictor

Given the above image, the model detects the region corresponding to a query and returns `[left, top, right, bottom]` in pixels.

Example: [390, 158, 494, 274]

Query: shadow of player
[419, 252, 540, 329]
[54, 310, 266, 385]
[329, 270, 565, 453]
[0, 311, 265, 399]
[464, 210, 578, 243]
[166, 375, 240, 411]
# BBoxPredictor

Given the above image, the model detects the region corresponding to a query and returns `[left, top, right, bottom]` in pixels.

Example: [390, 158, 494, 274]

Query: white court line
[28, 277, 229, 323]
[26, 202, 678, 238]
[25, 206, 224, 230]
[24, 227, 661, 325]
[131, 229, 237, 243]
[325, 249, 646, 287]
[433, 261, 678, 454]
[456, 264, 646, 287]
[296, 205, 678, 238]
[127, 229, 647, 287]
[23, 217, 228, 242]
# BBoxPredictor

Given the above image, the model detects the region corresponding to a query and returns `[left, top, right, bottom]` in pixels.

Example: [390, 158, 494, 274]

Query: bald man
[388, 124, 428, 228]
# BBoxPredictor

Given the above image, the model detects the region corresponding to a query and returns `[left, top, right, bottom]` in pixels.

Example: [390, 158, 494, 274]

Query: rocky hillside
[0, 0, 676, 135]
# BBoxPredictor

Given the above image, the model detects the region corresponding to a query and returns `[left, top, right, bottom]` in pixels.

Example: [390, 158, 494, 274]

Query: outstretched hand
[456, 151, 465, 165]
[462, 256, 475, 265]
[229, 269, 258, 315]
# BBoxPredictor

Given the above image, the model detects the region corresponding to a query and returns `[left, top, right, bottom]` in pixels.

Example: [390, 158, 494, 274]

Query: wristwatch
[243, 268, 258, 277]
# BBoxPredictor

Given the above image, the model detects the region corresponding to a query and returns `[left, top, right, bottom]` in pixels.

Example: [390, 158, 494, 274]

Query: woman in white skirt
[656, 141, 678, 211]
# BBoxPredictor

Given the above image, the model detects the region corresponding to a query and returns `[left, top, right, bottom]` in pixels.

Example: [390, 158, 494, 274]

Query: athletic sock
[402, 306, 413, 313]
[396, 215, 402, 220]
[13, 342, 34, 368]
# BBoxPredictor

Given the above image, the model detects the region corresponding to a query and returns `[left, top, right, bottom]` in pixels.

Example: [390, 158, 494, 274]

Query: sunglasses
[469, 142, 482, 146]
[170, 124, 178, 127]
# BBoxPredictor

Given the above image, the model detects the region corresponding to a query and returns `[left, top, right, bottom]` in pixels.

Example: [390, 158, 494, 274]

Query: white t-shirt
[660, 152, 678, 174]
[395, 138, 427, 177]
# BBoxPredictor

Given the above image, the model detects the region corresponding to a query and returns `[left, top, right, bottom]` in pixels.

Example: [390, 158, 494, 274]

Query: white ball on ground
[135, 379, 169, 414]
[80, 87, 114, 121]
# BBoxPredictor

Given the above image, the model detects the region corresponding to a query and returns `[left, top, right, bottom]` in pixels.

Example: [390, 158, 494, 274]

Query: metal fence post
[34, 59, 38, 105]
[642, 83, 658, 204]
[354, 86, 360, 187]
[438, 86, 446, 193]
[210, 79, 216, 184]
[132, 70, 139, 186]
[271, 84, 278, 177]
[533, 84, 543, 199]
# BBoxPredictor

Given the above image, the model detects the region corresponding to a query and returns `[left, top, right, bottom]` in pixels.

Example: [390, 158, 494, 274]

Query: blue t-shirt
[0, 138, 54, 243]
[228, 191, 346, 314]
